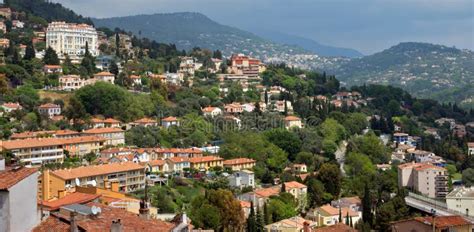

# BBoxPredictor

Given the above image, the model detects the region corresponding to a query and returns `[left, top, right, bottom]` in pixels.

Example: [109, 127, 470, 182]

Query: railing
[407, 192, 447, 208]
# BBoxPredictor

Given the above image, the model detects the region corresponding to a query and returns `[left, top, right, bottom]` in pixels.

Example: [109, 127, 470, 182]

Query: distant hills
[93, 12, 311, 59]
[252, 30, 363, 58]
[329, 42, 474, 109]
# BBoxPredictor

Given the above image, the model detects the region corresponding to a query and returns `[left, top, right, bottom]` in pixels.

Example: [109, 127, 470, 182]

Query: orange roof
[468, 142, 474, 148]
[254, 186, 280, 198]
[39, 103, 60, 109]
[188, 156, 223, 163]
[10, 130, 55, 139]
[40, 192, 100, 210]
[414, 163, 446, 171]
[285, 115, 301, 121]
[83, 127, 124, 134]
[148, 160, 166, 166]
[33, 202, 175, 232]
[167, 157, 189, 163]
[162, 116, 178, 122]
[129, 75, 141, 79]
[0, 167, 37, 190]
[284, 181, 307, 189]
[54, 129, 80, 136]
[44, 65, 62, 69]
[103, 118, 121, 124]
[51, 162, 144, 180]
[94, 71, 114, 76]
[202, 106, 219, 113]
[133, 117, 157, 124]
[2, 102, 22, 109]
[319, 204, 359, 217]
[223, 158, 256, 166]
[239, 200, 251, 208]
[155, 147, 202, 154]
[100, 147, 134, 154]
[314, 223, 357, 232]
[414, 216, 471, 228]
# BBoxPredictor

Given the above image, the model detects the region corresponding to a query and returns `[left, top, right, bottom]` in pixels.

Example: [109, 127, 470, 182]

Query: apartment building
[229, 54, 266, 77]
[59, 75, 96, 91]
[166, 157, 191, 173]
[152, 148, 203, 159]
[398, 162, 449, 198]
[46, 21, 98, 59]
[83, 127, 125, 146]
[223, 158, 256, 171]
[229, 170, 255, 189]
[446, 186, 474, 217]
[189, 156, 224, 171]
[1, 136, 105, 166]
[41, 162, 145, 200]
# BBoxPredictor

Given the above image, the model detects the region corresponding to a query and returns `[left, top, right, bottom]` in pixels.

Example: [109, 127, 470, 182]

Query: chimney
[70, 211, 78, 232]
[303, 221, 310, 232]
[139, 183, 150, 220]
[58, 189, 66, 198]
[104, 179, 110, 189]
[110, 219, 123, 232]
[110, 181, 119, 192]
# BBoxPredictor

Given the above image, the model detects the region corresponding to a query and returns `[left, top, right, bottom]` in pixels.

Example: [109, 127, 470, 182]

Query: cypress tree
[43, 47, 59, 65]
[281, 182, 286, 193]
[362, 183, 372, 225]
[345, 211, 350, 225]
[264, 90, 269, 105]
[115, 33, 120, 58]
[247, 201, 256, 232]
[338, 207, 342, 222]
[350, 216, 353, 227]
[256, 206, 264, 232]
[24, 42, 35, 60]
[263, 202, 271, 224]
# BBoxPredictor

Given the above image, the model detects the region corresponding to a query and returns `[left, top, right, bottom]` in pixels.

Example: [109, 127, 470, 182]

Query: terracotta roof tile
[314, 223, 357, 232]
[39, 103, 60, 109]
[188, 156, 223, 163]
[162, 116, 178, 122]
[0, 167, 37, 190]
[414, 216, 471, 228]
[319, 204, 359, 217]
[40, 192, 100, 210]
[83, 127, 124, 134]
[51, 162, 144, 180]
[284, 181, 307, 189]
[94, 71, 114, 76]
[285, 115, 301, 121]
[254, 186, 280, 198]
[167, 157, 189, 163]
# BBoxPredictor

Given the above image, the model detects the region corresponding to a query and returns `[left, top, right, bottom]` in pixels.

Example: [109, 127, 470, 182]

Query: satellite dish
[75, 178, 80, 186]
[87, 180, 97, 187]
[91, 206, 100, 215]
[97, 207, 102, 214]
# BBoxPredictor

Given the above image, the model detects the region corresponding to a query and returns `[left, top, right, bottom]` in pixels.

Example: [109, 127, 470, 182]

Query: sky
[53, 0, 474, 54]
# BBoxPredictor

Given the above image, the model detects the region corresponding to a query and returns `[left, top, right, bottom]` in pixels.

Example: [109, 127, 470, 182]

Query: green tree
[306, 177, 325, 208]
[23, 42, 35, 60]
[362, 183, 373, 226]
[247, 201, 256, 232]
[256, 206, 265, 232]
[43, 47, 59, 65]
[317, 163, 342, 199]
[264, 129, 302, 160]
[462, 168, 474, 187]
[80, 41, 96, 76]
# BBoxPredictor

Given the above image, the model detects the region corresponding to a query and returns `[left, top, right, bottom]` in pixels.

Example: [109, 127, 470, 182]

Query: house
[284, 181, 308, 207]
[43, 64, 63, 74]
[264, 216, 317, 232]
[166, 157, 191, 173]
[57, 136, 106, 157]
[33, 202, 176, 232]
[83, 127, 125, 146]
[307, 204, 361, 226]
[100, 147, 135, 159]
[275, 100, 293, 113]
[410, 150, 446, 167]
[144, 160, 170, 173]
[390, 216, 472, 232]
[453, 124, 467, 138]
[224, 103, 244, 114]
[189, 156, 224, 171]
[129, 75, 142, 86]
[446, 186, 474, 217]
[223, 158, 256, 171]
[153, 148, 203, 159]
[40, 162, 146, 200]
[435, 118, 456, 129]
[129, 117, 159, 127]
[292, 164, 307, 173]
[285, 115, 302, 129]
[210, 58, 222, 71]
[331, 196, 362, 212]
[166, 72, 181, 85]
[39, 192, 100, 212]
[0, 7, 12, 19]
[162, 116, 179, 128]
[59, 75, 95, 91]
[314, 223, 357, 232]
[103, 118, 122, 128]
[393, 132, 409, 144]
[0, 163, 39, 232]
[94, 71, 115, 84]
[240, 200, 252, 219]
[239, 186, 280, 208]
[1, 102, 22, 113]
[398, 162, 449, 198]
[38, 103, 61, 118]
[9, 129, 80, 140]
[228, 170, 255, 189]
[202, 106, 223, 117]
[229, 54, 265, 77]
[0, 38, 9, 48]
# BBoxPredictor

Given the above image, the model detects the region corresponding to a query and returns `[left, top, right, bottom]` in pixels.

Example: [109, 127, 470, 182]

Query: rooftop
[39, 103, 60, 109]
[446, 186, 474, 199]
[83, 127, 124, 134]
[314, 223, 357, 232]
[0, 167, 37, 190]
[318, 204, 359, 217]
[414, 216, 471, 228]
[33, 202, 175, 232]
[51, 162, 144, 180]
[223, 158, 256, 165]
[40, 192, 100, 210]
[285, 115, 301, 121]
[284, 181, 307, 189]
[254, 186, 280, 198]
[188, 156, 223, 163]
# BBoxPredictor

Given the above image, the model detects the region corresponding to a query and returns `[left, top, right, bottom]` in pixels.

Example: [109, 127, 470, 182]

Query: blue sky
[53, 0, 473, 54]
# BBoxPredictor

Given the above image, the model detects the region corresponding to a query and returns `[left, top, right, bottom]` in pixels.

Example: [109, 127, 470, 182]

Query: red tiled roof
[44, 65, 62, 69]
[188, 156, 223, 163]
[284, 181, 307, 189]
[0, 167, 37, 190]
[39, 103, 60, 109]
[133, 117, 157, 124]
[94, 71, 114, 76]
[414, 216, 471, 228]
[83, 127, 124, 134]
[319, 204, 359, 217]
[33, 202, 175, 232]
[10, 130, 55, 139]
[51, 162, 144, 180]
[103, 118, 121, 124]
[162, 116, 178, 122]
[285, 115, 301, 121]
[254, 186, 280, 198]
[40, 192, 100, 210]
[148, 160, 166, 166]
[468, 142, 474, 148]
[2, 102, 22, 109]
[223, 158, 256, 166]
[167, 157, 189, 163]
[239, 200, 251, 208]
[202, 106, 218, 113]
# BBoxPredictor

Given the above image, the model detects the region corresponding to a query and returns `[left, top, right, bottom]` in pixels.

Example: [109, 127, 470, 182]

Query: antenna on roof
[91, 205, 101, 215]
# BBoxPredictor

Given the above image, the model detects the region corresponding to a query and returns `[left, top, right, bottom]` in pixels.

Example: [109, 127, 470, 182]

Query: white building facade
[46, 21, 99, 59]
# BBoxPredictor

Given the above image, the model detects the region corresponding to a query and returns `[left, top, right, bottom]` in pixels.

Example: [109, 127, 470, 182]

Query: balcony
[435, 175, 448, 180]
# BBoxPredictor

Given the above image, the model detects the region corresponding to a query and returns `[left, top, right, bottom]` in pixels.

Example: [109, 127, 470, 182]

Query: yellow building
[223, 158, 256, 171]
[40, 162, 145, 200]
[189, 156, 223, 170]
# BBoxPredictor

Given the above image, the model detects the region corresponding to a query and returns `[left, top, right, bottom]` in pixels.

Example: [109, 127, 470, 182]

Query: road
[335, 140, 348, 176]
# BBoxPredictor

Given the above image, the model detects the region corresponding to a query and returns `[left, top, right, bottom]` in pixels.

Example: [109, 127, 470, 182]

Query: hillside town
[0, 1, 473, 232]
